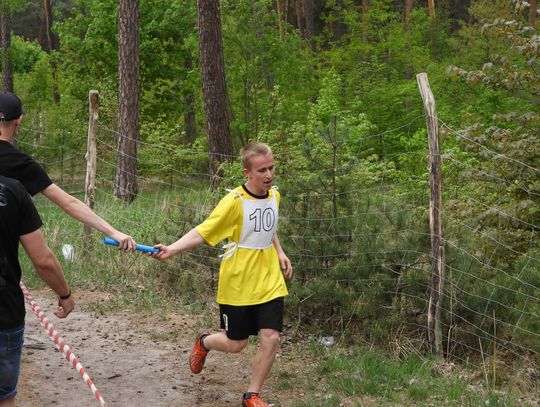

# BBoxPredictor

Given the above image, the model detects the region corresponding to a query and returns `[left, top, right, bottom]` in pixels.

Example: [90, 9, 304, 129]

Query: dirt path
[16, 290, 285, 407]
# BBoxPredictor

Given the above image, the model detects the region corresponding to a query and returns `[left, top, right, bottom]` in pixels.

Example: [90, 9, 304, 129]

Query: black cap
[0, 92, 25, 121]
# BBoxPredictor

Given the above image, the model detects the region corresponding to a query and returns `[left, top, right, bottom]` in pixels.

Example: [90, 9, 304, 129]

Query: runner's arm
[41, 184, 136, 251]
[19, 229, 75, 318]
[152, 228, 205, 261]
[272, 235, 293, 279]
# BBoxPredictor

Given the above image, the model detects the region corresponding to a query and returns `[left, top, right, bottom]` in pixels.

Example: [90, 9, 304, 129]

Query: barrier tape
[19, 281, 109, 407]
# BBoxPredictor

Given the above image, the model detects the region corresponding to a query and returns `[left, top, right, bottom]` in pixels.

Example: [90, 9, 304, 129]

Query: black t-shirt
[0, 140, 53, 196]
[0, 175, 43, 329]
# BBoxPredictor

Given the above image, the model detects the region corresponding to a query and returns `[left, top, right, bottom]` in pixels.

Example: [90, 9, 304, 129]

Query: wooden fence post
[83, 90, 98, 238]
[416, 73, 444, 357]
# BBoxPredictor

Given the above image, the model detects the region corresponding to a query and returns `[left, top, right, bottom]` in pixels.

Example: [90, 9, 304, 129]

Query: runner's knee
[260, 329, 280, 349]
[227, 338, 248, 353]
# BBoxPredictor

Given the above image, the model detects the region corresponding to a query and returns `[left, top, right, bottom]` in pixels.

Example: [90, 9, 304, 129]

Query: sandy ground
[16, 290, 285, 407]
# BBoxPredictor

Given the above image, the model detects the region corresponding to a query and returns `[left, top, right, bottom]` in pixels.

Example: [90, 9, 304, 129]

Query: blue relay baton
[102, 237, 159, 254]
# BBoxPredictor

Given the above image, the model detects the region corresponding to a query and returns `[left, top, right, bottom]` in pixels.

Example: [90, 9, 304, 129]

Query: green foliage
[138, 117, 208, 184]
[442, 0, 539, 351]
[318, 0, 449, 164]
[54, 0, 119, 99]
[10, 36, 43, 74]
[55, 0, 199, 123]
[26, 53, 54, 103]
[0, 0, 26, 13]
[221, 0, 317, 145]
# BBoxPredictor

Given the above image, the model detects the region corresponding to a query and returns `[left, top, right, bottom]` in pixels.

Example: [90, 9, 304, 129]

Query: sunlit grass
[282, 344, 524, 407]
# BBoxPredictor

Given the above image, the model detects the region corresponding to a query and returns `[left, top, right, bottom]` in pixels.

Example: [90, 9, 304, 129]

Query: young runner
[152, 142, 293, 407]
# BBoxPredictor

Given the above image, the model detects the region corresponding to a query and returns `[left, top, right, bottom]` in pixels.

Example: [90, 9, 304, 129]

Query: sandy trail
[16, 290, 273, 407]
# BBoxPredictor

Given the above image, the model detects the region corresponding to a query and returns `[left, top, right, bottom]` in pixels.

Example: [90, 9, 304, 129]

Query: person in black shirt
[0, 175, 75, 406]
[0, 92, 136, 251]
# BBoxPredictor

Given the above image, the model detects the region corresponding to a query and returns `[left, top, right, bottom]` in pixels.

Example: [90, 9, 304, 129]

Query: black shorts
[219, 297, 284, 340]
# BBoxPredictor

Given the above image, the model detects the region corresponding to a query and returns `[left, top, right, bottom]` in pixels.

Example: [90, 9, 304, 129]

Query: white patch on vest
[220, 191, 279, 259]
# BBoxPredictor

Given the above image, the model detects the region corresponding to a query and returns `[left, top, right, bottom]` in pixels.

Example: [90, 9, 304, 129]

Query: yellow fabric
[195, 186, 288, 306]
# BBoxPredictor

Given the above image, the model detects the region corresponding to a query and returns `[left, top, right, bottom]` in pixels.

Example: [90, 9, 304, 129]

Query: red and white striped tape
[19, 281, 108, 407]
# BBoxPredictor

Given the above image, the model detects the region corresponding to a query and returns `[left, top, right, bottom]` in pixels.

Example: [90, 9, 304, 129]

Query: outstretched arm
[152, 228, 205, 260]
[41, 184, 136, 251]
[272, 234, 293, 279]
[20, 229, 75, 318]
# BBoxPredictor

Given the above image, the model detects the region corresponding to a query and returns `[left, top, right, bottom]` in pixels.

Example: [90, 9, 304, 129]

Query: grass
[272, 342, 528, 407]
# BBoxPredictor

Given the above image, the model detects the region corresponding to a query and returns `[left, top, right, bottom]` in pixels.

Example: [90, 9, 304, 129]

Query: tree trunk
[44, 0, 60, 103]
[196, 0, 233, 188]
[303, 0, 314, 46]
[427, 0, 435, 17]
[405, 0, 414, 80]
[285, 0, 290, 31]
[277, 0, 283, 36]
[296, 0, 304, 34]
[530, 0, 537, 30]
[329, 0, 347, 43]
[115, 0, 140, 203]
[427, 0, 437, 53]
[405, 0, 414, 32]
[1, 4, 12, 93]
[43, 0, 59, 52]
[468, 0, 474, 24]
[404, 0, 414, 112]
[362, 0, 369, 43]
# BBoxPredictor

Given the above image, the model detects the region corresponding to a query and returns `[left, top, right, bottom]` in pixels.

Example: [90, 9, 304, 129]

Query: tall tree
[362, 0, 369, 43]
[405, 0, 414, 31]
[43, 0, 58, 52]
[404, 0, 414, 112]
[1, 2, 12, 92]
[427, 0, 435, 17]
[428, 0, 437, 52]
[296, 0, 304, 34]
[284, 0, 290, 31]
[115, 0, 140, 203]
[277, 0, 283, 36]
[196, 0, 233, 187]
[303, 0, 314, 46]
[44, 0, 60, 102]
[404, 0, 414, 81]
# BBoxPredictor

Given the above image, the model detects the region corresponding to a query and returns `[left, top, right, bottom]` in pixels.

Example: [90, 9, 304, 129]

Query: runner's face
[244, 154, 275, 195]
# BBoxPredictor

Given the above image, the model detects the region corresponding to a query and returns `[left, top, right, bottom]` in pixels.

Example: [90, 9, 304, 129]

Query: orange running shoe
[242, 393, 274, 407]
[189, 332, 209, 374]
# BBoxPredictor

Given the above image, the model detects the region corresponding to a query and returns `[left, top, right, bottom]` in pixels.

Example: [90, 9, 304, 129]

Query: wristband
[59, 289, 71, 300]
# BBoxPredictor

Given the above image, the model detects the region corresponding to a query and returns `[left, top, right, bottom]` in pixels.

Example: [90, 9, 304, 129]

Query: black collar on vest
[242, 184, 269, 199]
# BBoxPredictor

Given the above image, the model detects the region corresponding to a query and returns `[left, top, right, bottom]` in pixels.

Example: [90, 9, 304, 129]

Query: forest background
[2, 0, 539, 405]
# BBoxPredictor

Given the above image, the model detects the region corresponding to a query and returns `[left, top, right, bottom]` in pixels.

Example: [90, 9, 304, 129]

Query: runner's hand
[55, 296, 75, 318]
[150, 244, 172, 260]
[109, 231, 136, 251]
[279, 253, 293, 280]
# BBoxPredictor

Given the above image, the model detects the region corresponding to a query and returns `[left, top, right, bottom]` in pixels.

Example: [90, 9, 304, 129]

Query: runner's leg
[203, 331, 248, 353]
[247, 328, 279, 393]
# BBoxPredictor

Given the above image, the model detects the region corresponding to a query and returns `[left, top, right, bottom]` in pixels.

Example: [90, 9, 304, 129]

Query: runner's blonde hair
[240, 142, 272, 168]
